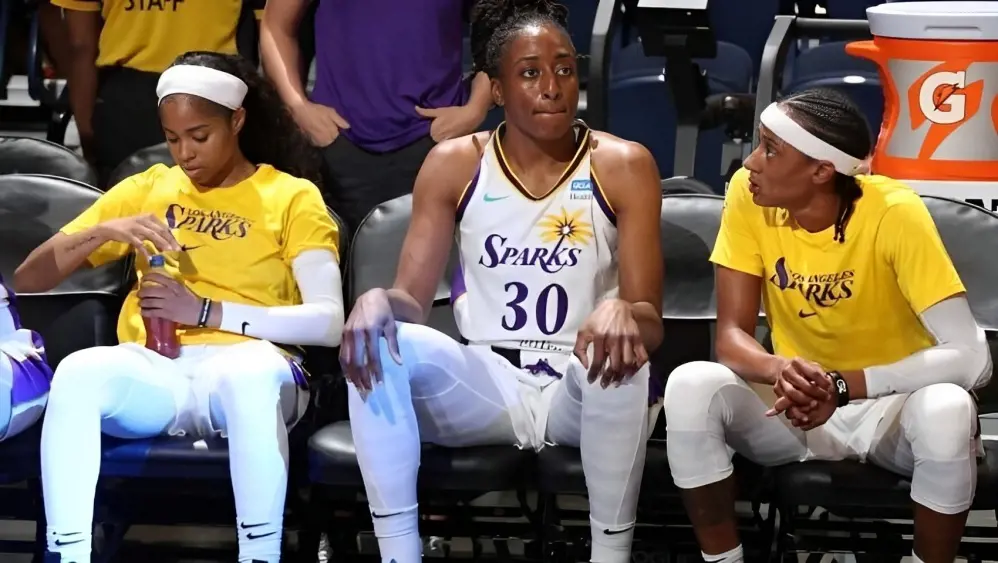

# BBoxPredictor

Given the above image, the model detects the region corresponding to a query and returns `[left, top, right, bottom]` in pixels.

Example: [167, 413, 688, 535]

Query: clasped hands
[765, 357, 838, 431]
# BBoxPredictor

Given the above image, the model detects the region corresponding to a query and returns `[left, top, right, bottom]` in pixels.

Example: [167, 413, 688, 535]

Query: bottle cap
[149, 255, 166, 268]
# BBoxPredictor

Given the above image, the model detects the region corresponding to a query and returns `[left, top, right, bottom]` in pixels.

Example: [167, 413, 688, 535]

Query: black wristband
[197, 298, 212, 328]
[828, 371, 850, 407]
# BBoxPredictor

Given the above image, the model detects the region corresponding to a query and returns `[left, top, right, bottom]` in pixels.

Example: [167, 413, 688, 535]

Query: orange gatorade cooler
[847, 2, 998, 209]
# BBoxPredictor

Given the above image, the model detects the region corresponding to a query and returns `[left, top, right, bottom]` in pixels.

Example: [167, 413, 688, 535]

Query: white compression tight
[41, 340, 306, 563]
[664, 361, 978, 514]
[348, 322, 650, 563]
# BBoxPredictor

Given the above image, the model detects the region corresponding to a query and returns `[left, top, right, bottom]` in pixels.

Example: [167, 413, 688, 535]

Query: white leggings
[348, 322, 651, 563]
[41, 340, 308, 563]
[664, 361, 979, 515]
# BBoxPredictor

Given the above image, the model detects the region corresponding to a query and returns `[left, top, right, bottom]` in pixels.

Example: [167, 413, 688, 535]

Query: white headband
[759, 103, 865, 176]
[156, 65, 248, 110]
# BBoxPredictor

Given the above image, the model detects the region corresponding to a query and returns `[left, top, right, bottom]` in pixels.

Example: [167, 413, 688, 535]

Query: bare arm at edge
[387, 134, 487, 324]
[14, 230, 106, 294]
[260, 0, 310, 108]
[715, 266, 785, 384]
[590, 132, 665, 352]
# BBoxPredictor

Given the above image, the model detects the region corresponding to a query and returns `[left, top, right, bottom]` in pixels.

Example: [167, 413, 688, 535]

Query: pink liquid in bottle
[143, 255, 181, 359]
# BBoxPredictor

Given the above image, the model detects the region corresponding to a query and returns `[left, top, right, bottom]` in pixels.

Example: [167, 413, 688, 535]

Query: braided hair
[779, 88, 872, 243]
[470, 0, 572, 78]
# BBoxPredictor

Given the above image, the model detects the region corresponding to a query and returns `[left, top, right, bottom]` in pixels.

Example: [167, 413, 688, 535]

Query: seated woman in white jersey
[14, 52, 344, 563]
[338, 1, 664, 562]
[0, 276, 52, 442]
[663, 88, 991, 563]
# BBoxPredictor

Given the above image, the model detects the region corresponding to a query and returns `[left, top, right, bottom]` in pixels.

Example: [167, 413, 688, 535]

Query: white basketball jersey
[452, 122, 619, 355]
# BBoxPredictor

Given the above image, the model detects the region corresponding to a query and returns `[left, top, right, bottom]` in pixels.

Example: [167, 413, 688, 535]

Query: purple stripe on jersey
[450, 265, 467, 304]
[9, 355, 52, 406]
[591, 173, 617, 226]
[286, 357, 309, 390]
[0, 275, 22, 329]
[455, 166, 481, 223]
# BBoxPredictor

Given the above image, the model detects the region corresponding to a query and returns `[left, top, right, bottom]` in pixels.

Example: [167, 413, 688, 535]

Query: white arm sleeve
[864, 296, 992, 398]
[218, 249, 345, 347]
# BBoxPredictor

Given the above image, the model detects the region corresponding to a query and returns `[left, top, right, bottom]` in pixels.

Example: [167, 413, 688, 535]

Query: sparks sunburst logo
[536, 207, 594, 247]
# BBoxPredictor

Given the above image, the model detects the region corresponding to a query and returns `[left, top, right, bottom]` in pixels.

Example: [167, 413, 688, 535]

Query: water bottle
[143, 254, 181, 359]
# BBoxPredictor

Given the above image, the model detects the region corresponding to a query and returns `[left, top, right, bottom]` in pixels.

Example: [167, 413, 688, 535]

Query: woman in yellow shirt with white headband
[663, 88, 990, 563]
[15, 51, 343, 563]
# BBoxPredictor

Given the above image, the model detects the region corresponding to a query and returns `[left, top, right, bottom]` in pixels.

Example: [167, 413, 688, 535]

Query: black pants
[320, 135, 435, 234]
[93, 67, 164, 188]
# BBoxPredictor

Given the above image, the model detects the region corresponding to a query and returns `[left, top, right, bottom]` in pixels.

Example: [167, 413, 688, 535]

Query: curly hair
[470, 0, 572, 78]
[167, 51, 323, 188]
[779, 87, 873, 244]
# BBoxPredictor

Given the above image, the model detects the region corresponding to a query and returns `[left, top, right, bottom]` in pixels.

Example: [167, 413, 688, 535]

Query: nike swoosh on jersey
[483, 193, 510, 202]
[798, 310, 817, 319]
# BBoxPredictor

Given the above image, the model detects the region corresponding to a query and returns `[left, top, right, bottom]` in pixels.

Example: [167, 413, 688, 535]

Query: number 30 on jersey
[502, 281, 569, 336]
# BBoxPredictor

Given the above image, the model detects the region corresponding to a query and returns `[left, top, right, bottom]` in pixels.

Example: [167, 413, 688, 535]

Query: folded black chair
[0, 137, 97, 187]
[0, 174, 126, 560]
[306, 194, 540, 558]
[773, 196, 998, 561]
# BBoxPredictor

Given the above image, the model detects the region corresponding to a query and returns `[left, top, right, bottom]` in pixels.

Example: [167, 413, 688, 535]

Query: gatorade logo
[919, 71, 968, 125]
[909, 62, 987, 159]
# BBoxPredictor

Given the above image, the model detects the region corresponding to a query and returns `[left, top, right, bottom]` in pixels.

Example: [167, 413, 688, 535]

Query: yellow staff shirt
[711, 168, 965, 371]
[52, 0, 263, 73]
[61, 164, 339, 347]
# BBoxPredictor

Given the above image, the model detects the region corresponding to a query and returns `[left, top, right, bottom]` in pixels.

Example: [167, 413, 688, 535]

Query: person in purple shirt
[0, 276, 53, 443]
[260, 0, 494, 231]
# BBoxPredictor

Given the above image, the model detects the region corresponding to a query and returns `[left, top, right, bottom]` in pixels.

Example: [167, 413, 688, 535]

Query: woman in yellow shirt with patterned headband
[664, 88, 991, 563]
[15, 51, 341, 563]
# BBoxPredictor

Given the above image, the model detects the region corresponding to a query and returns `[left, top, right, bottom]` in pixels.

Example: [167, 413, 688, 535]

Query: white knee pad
[663, 361, 742, 489]
[904, 383, 978, 514]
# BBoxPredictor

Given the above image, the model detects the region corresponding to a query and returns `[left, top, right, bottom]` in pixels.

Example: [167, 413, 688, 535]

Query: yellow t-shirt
[61, 164, 339, 347]
[711, 168, 965, 371]
[51, 0, 262, 73]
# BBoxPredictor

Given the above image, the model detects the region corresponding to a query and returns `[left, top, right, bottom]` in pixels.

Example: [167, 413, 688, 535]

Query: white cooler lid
[868, 2, 998, 41]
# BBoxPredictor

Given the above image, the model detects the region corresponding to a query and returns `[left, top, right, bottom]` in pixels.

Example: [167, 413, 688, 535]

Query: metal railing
[586, 0, 624, 132]
[753, 15, 872, 147]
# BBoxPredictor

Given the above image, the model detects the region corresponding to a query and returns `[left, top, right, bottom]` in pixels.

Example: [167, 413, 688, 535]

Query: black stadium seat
[0, 173, 128, 560]
[0, 174, 125, 296]
[306, 193, 538, 558]
[772, 196, 998, 561]
[308, 194, 533, 492]
[660, 176, 720, 197]
[0, 137, 98, 187]
[537, 194, 725, 494]
[105, 142, 173, 189]
[538, 194, 773, 560]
